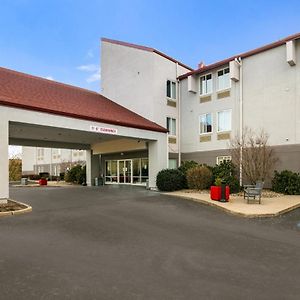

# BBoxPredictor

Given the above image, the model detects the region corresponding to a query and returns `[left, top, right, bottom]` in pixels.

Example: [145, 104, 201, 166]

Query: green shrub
[212, 161, 240, 193]
[65, 165, 86, 184]
[156, 169, 185, 191]
[178, 160, 198, 188]
[272, 170, 300, 195]
[186, 165, 213, 190]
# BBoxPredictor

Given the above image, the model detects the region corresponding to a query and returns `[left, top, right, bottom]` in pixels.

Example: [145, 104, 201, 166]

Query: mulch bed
[0, 200, 27, 212]
[182, 189, 284, 198]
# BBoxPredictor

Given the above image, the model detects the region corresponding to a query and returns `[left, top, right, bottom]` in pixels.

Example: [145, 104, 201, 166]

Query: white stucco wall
[180, 39, 300, 155]
[101, 40, 191, 154]
[242, 41, 300, 146]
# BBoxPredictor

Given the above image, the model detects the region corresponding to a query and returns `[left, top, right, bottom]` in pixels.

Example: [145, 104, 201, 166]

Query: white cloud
[86, 70, 101, 83]
[77, 64, 99, 72]
[86, 49, 94, 59]
[77, 64, 101, 83]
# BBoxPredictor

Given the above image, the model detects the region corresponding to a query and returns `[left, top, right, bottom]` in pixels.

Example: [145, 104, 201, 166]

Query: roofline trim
[101, 37, 194, 71]
[178, 32, 300, 80]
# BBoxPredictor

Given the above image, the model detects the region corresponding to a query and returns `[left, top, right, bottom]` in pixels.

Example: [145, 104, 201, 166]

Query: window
[216, 156, 232, 165]
[199, 113, 212, 134]
[217, 110, 231, 132]
[168, 159, 177, 169]
[217, 67, 230, 91]
[200, 74, 212, 95]
[166, 117, 176, 136]
[166, 80, 176, 100]
[37, 148, 44, 160]
[52, 149, 61, 159]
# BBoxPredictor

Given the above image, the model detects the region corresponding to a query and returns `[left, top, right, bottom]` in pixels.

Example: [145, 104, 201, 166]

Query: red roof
[179, 32, 300, 80]
[0, 67, 167, 133]
[101, 38, 193, 71]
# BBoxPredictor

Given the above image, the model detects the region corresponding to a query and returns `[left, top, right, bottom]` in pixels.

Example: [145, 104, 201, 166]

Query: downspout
[176, 62, 181, 167]
[235, 57, 243, 186]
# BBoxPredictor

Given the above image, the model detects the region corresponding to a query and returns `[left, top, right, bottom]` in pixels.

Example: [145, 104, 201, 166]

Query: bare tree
[230, 128, 278, 184]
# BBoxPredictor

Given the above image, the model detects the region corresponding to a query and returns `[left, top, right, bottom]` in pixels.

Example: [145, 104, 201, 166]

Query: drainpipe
[176, 62, 181, 167]
[235, 57, 243, 186]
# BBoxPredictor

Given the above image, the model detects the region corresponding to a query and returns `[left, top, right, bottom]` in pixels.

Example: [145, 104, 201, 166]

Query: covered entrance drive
[0, 66, 168, 203]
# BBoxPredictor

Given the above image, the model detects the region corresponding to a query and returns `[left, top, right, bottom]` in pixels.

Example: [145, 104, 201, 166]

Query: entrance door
[118, 160, 132, 184]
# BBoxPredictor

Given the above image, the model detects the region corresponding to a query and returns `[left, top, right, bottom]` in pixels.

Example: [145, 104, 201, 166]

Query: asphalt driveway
[0, 186, 300, 300]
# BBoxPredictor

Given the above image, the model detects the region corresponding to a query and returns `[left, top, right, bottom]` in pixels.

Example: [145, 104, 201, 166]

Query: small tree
[230, 128, 278, 184]
[9, 157, 22, 181]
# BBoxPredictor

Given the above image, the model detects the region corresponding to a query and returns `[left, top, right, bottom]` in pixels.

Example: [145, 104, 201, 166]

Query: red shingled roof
[0, 67, 167, 133]
[179, 32, 300, 80]
[102, 38, 193, 71]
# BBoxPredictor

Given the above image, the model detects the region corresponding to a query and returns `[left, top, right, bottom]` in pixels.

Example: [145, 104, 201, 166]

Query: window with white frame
[166, 80, 176, 100]
[217, 110, 231, 132]
[217, 67, 230, 91]
[200, 74, 212, 95]
[199, 113, 212, 134]
[216, 156, 232, 165]
[166, 117, 176, 136]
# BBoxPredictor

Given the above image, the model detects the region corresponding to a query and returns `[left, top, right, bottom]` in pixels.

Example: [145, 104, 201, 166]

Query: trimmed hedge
[272, 170, 300, 195]
[186, 165, 212, 190]
[156, 169, 185, 191]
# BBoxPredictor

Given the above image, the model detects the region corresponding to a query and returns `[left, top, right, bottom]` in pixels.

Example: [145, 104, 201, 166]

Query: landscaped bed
[0, 200, 32, 216]
[0, 200, 27, 212]
[181, 189, 284, 198]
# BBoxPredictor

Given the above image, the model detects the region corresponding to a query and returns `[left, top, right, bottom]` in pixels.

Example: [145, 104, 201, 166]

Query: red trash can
[38, 178, 47, 186]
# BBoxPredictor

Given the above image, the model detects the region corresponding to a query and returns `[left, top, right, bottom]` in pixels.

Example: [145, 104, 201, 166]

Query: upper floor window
[37, 148, 44, 160]
[166, 117, 176, 136]
[217, 67, 230, 91]
[199, 113, 212, 134]
[166, 80, 176, 100]
[200, 74, 212, 95]
[217, 110, 231, 132]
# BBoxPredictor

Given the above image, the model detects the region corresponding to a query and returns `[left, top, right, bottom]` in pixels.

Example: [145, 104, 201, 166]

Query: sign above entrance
[90, 125, 118, 135]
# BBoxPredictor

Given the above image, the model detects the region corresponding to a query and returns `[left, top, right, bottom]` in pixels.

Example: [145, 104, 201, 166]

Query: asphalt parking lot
[0, 185, 300, 300]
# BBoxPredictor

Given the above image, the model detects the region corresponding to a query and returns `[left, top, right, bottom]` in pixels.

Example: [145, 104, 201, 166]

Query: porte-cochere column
[0, 119, 9, 203]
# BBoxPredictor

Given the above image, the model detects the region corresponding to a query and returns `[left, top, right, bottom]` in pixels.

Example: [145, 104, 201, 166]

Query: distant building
[22, 147, 86, 176]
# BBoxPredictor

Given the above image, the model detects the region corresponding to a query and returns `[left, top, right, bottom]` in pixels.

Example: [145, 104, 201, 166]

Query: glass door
[118, 160, 132, 184]
[125, 160, 132, 183]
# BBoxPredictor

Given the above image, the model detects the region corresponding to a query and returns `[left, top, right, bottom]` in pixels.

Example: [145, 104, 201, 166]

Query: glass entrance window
[105, 160, 117, 182]
[141, 158, 149, 183]
[133, 159, 141, 184]
[105, 158, 148, 185]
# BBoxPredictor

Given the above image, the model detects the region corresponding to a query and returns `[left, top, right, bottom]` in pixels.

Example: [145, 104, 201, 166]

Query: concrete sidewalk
[164, 191, 300, 217]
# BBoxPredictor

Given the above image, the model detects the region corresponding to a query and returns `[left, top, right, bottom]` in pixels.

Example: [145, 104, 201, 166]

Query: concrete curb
[0, 199, 32, 217]
[164, 193, 300, 218]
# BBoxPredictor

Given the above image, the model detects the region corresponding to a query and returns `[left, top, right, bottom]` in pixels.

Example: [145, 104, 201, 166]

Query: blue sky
[1, 0, 300, 93]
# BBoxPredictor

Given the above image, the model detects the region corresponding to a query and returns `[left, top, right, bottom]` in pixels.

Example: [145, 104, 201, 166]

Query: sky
[2, 0, 300, 156]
